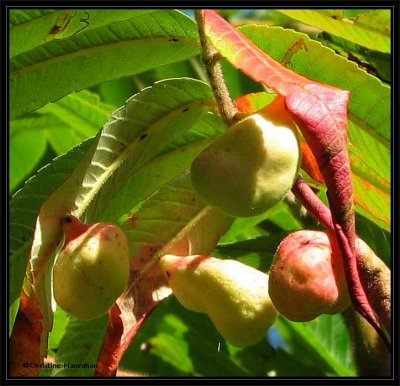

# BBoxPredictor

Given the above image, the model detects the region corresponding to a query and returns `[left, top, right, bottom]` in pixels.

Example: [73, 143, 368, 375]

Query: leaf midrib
[74, 101, 206, 219]
[10, 36, 199, 76]
[9, 9, 162, 58]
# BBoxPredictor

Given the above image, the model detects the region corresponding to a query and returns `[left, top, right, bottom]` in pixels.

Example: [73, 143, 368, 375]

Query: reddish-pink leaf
[204, 10, 305, 95]
[94, 259, 165, 377]
[95, 305, 124, 377]
[9, 290, 42, 377]
[203, 10, 382, 332]
[95, 303, 156, 377]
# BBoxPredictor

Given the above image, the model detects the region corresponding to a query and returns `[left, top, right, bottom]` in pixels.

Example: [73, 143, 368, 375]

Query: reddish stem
[333, 222, 390, 349]
[291, 177, 333, 231]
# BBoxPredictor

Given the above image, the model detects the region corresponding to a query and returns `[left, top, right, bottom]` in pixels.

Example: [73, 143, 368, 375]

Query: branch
[194, 10, 237, 127]
[291, 176, 333, 231]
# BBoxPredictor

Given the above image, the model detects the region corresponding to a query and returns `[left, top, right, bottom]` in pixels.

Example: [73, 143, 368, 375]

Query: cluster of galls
[52, 112, 357, 348]
[158, 229, 351, 347]
[168, 111, 351, 345]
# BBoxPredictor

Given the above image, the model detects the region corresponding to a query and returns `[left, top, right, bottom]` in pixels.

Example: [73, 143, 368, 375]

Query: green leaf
[163, 111, 226, 152]
[356, 214, 391, 266]
[10, 10, 199, 117]
[9, 298, 20, 337]
[73, 78, 215, 224]
[40, 307, 72, 376]
[219, 199, 306, 244]
[278, 10, 390, 53]
[238, 25, 390, 230]
[10, 130, 48, 193]
[119, 296, 250, 376]
[215, 236, 279, 272]
[99, 139, 212, 223]
[10, 112, 68, 137]
[47, 128, 87, 156]
[343, 10, 372, 19]
[39, 89, 115, 138]
[153, 58, 201, 82]
[96, 76, 137, 108]
[318, 32, 390, 82]
[50, 314, 108, 376]
[10, 10, 158, 58]
[119, 296, 331, 377]
[219, 204, 282, 244]
[221, 59, 265, 100]
[227, 335, 328, 376]
[355, 10, 391, 38]
[10, 89, 116, 157]
[47, 308, 71, 358]
[9, 9, 54, 27]
[276, 314, 356, 376]
[99, 112, 226, 223]
[10, 112, 78, 157]
[350, 139, 390, 231]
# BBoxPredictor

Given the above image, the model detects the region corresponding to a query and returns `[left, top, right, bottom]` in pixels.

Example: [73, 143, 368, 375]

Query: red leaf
[9, 290, 42, 377]
[203, 10, 382, 332]
[95, 271, 162, 377]
[95, 305, 124, 377]
[95, 302, 156, 377]
[204, 10, 306, 95]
